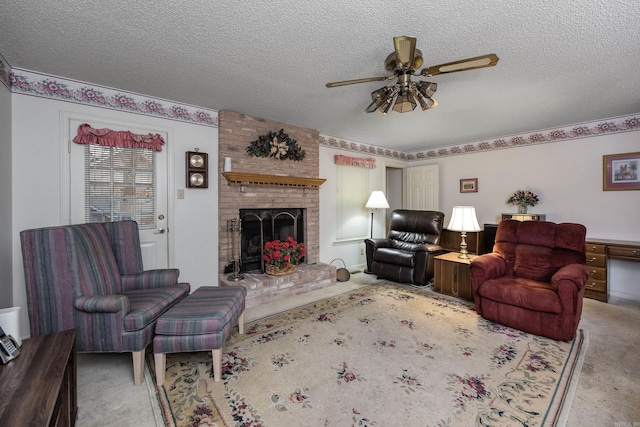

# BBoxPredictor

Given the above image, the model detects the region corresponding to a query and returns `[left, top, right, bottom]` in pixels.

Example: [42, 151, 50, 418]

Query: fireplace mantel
[223, 172, 326, 188]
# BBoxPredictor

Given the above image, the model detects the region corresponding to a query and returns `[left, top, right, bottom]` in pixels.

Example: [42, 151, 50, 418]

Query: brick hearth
[220, 263, 336, 308]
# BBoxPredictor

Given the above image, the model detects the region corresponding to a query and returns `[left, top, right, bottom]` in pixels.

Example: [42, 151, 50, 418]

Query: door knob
[154, 228, 166, 234]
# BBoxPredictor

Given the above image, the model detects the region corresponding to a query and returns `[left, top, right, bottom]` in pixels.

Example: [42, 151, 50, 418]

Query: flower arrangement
[263, 237, 305, 274]
[507, 190, 539, 213]
[246, 129, 306, 161]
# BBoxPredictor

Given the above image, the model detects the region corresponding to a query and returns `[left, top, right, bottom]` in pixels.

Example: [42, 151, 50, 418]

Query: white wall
[431, 131, 639, 235]
[385, 167, 403, 231]
[319, 146, 405, 270]
[320, 130, 640, 301]
[430, 131, 640, 301]
[11, 95, 219, 337]
[0, 81, 12, 308]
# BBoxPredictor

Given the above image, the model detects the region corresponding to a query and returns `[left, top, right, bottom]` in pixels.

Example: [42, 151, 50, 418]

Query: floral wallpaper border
[2, 56, 638, 158]
[320, 115, 640, 161]
[0, 57, 217, 127]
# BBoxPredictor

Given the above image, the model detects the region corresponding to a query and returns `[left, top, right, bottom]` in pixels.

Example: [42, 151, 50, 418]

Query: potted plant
[506, 190, 540, 214]
[263, 236, 306, 275]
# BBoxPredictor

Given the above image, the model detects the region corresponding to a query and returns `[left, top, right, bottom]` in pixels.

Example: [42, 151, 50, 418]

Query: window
[335, 164, 369, 241]
[85, 145, 156, 229]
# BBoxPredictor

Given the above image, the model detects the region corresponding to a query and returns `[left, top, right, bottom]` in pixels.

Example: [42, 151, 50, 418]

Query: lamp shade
[366, 191, 390, 209]
[447, 206, 481, 232]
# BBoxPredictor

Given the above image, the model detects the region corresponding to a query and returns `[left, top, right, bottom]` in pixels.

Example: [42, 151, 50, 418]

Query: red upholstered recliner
[469, 220, 588, 341]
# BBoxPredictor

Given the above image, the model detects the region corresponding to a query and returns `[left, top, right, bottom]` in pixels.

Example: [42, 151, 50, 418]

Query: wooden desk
[585, 238, 640, 302]
[433, 252, 474, 301]
[0, 329, 77, 426]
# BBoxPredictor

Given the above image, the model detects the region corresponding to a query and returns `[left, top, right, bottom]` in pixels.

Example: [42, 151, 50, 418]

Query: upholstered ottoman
[153, 286, 246, 384]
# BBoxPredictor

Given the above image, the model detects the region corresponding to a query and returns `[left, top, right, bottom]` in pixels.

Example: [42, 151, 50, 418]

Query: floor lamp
[365, 191, 390, 238]
[447, 206, 481, 259]
[364, 191, 389, 274]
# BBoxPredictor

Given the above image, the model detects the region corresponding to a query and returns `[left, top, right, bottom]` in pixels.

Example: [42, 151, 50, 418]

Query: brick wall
[218, 110, 321, 275]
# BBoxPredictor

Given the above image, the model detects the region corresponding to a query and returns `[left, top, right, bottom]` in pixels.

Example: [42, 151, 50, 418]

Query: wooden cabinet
[585, 241, 608, 302]
[501, 213, 546, 221]
[584, 238, 640, 303]
[433, 252, 473, 301]
[0, 329, 77, 426]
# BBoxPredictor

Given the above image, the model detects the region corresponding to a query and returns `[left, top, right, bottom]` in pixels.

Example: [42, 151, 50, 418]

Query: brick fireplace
[239, 208, 305, 273]
[217, 110, 335, 307]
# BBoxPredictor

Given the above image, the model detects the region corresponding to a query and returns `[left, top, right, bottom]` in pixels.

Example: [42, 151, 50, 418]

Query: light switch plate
[177, 189, 185, 199]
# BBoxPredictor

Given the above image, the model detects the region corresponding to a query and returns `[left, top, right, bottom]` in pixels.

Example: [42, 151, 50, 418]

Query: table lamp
[447, 206, 481, 259]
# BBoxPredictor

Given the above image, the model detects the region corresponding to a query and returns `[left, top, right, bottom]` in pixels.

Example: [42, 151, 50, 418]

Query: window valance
[334, 154, 376, 169]
[72, 123, 165, 152]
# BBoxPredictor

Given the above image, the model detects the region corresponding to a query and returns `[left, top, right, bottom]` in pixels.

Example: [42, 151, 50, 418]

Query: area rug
[152, 282, 587, 427]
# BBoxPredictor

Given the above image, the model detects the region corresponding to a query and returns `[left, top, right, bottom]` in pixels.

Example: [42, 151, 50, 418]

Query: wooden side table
[433, 252, 473, 301]
[0, 329, 77, 426]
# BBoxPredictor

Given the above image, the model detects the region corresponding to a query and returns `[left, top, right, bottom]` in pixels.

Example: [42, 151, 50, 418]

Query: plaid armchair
[20, 220, 190, 385]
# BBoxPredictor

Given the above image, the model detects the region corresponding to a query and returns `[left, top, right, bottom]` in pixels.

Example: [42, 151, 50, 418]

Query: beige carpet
[153, 282, 587, 426]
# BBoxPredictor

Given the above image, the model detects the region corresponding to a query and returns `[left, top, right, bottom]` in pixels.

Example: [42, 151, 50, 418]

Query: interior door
[403, 164, 439, 211]
[68, 118, 169, 270]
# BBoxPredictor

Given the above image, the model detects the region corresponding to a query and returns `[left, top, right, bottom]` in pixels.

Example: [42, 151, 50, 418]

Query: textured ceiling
[1, 0, 639, 152]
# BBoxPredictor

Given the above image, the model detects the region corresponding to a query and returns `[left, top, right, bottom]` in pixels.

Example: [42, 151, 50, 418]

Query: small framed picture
[603, 152, 640, 191]
[460, 178, 478, 193]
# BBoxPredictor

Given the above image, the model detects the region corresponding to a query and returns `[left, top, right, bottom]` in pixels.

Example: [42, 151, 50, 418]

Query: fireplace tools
[227, 218, 245, 281]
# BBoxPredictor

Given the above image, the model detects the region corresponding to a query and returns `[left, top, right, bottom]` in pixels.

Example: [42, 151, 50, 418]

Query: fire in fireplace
[239, 208, 305, 273]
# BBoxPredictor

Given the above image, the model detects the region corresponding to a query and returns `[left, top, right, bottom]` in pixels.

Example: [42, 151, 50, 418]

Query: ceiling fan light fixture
[380, 98, 394, 114]
[369, 87, 393, 113]
[327, 38, 498, 114]
[365, 100, 379, 113]
[370, 86, 399, 114]
[410, 87, 431, 111]
[371, 87, 389, 105]
[415, 95, 430, 111]
[392, 91, 416, 113]
[423, 96, 437, 110]
[417, 81, 437, 98]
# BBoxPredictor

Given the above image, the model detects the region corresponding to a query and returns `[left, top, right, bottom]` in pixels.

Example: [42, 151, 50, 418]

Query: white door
[67, 118, 169, 270]
[403, 164, 439, 211]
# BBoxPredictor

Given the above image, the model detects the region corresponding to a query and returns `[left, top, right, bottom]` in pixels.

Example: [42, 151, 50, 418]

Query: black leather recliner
[365, 209, 445, 285]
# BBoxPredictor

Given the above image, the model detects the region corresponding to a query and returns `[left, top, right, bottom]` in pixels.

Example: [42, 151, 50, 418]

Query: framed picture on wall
[460, 178, 478, 193]
[603, 152, 640, 191]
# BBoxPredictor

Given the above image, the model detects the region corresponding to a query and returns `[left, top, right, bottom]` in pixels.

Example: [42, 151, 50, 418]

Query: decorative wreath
[246, 129, 306, 161]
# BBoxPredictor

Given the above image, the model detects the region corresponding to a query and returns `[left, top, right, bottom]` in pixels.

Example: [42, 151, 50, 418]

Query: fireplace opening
[239, 208, 305, 273]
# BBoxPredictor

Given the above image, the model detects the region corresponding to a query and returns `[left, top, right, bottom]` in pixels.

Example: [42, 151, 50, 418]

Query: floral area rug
[152, 282, 587, 427]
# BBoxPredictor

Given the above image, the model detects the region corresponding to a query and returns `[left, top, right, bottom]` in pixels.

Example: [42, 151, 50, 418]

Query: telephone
[0, 326, 20, 364]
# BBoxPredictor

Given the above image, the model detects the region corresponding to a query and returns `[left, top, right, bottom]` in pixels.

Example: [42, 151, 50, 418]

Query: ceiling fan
[326, 36, 499, 114]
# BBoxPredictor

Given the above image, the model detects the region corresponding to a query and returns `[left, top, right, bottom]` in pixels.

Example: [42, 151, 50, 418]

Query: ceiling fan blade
[421, 53, 499, 76]
[326, 75, 393, 88]
[393, 36, 417, 68]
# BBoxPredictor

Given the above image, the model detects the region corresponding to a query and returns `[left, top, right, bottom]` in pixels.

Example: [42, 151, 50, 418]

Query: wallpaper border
[2, 55, 638, 157]
[320, 114, 640, 161]
[2, 56, 217, 127]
